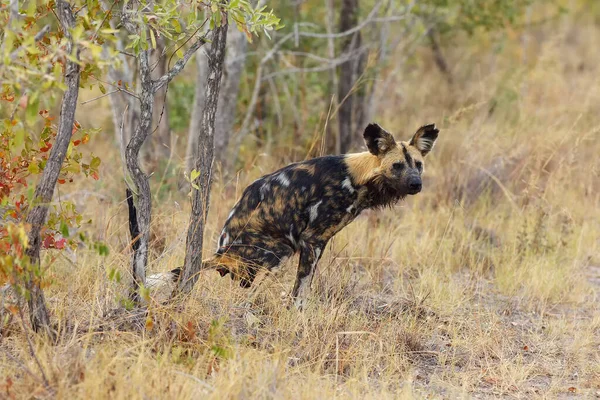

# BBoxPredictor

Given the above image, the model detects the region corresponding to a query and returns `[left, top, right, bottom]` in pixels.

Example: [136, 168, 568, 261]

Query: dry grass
[2, 4, 600, 399]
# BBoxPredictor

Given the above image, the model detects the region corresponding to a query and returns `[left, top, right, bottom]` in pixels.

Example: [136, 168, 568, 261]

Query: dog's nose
[408, 177, 422, 193]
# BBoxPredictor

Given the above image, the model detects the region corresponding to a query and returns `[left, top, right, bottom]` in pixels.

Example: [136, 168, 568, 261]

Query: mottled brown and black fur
[172, 123, 439, 309]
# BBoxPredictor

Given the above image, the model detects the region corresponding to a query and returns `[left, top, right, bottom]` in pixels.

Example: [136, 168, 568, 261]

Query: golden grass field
[2, 3, 600, 399]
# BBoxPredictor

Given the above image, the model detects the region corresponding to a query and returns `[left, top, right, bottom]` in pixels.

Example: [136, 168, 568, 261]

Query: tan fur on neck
[344, 152, 381, 185]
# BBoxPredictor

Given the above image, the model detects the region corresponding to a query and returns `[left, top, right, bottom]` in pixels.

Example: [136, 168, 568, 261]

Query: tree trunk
[427, 28, 453, 85]
[125, 48, 153, 302]
[324, 0, 339, 154]
[149, 37, 171, 165]
[24, 0, 80, 337]
[100, 0, 139, 177]
[185, 53, 209, 177]
[337, 0, 360, 154]
[214, 24, 248, 167]
[352, 31, 368, 137]
[178, 20, 228, 294]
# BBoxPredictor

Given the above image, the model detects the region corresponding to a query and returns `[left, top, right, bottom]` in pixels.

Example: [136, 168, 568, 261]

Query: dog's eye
[392, 162, 404, 171]
[415, 161, 423, 171]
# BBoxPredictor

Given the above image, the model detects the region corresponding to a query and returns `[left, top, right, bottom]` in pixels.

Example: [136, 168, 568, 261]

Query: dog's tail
[145, 267, 181, 291]
[145, 257, 220, 290]
[145, 255, 252, 295]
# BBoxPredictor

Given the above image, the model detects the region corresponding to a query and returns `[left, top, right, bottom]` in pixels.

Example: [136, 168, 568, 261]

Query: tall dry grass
[2, 3, 600, 399]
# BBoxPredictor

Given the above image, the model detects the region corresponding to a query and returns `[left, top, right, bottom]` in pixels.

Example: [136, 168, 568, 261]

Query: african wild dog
[156, 123, 439, 308]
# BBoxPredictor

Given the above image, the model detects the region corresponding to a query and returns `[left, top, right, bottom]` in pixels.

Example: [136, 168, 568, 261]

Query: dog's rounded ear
[409, 124, 439, 156]
[363, 123, 396, 156]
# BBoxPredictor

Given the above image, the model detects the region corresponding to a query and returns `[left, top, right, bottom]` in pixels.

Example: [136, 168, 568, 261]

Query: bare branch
[152, 33, 208, 94]
[89, 76, 140, 99]
[297, 1, 382, 39]
[118, 50, 136, 57]
[80, 89, 119, 105]
[262, 45, 370, 80]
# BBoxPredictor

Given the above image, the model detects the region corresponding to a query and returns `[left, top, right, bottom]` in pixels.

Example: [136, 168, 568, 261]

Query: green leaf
[97, 243, 109, 256]
[64, 163, 81, 174]
[27, 187, 35, 203]
[60, 221, 70, 238]
[25, 96, 39, 126]
[98, 83, 106, 94]
[150, 29, 157, 49]
[90, 156, 101, 169]
[140, 285, 150, 301]
[190, 169, 201, 182]
[215, 9, 221, 27]
[28, 162, 40, 174]
[27, 0, 37, 17]
[172, 19, 182, 33]
[13, 128, 25, 148]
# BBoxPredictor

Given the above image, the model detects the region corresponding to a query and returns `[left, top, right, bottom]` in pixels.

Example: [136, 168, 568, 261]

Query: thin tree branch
[90, 0, 117, 42]
[152, 32, 208, 94]
[297, 1, 382, 38]
[118, 50, 136, 57]
[89, 76, 140, 99]
[80, 89, 119, 105]
[262, 45, 370, 80]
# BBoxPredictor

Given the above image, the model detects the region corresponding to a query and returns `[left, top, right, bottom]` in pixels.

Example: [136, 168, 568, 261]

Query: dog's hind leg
[291, 241, 326, 310]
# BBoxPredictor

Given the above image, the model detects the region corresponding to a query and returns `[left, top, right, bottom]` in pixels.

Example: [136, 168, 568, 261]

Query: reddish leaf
[58, 179, 66, 184]
[73, 140, 81, 146]
[91, 171, 99, 180]
[40, 143, 52, 152]
[55, 238, 66, 249]
[42, 235, 54, 249]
